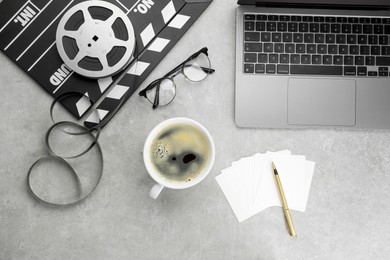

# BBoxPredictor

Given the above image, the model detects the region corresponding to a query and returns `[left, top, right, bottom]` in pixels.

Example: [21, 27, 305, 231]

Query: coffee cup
[143, 117, 215, 199]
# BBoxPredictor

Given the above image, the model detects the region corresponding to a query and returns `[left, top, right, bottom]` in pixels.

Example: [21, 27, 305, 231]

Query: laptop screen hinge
[253, 2, 390, 11]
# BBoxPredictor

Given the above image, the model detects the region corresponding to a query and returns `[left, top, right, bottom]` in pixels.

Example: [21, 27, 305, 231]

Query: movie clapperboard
[0, 0, 212, 128]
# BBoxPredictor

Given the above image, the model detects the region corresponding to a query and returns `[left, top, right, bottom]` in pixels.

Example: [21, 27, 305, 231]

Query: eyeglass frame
[138, 47, 215, 109]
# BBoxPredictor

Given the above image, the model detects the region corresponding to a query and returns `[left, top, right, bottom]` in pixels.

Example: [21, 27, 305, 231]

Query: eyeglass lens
[183, 52, 211, 82]
[145, 78, 176, 107]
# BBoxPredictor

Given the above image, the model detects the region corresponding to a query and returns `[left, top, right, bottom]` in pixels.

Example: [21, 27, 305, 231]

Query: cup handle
[149, 183, 164, 199]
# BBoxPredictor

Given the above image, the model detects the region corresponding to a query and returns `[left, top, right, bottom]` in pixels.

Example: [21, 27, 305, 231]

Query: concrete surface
[1, 0, 390, 259]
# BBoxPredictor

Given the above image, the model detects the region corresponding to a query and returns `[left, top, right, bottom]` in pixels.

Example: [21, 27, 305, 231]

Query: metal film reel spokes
[56, 1, 135, 78]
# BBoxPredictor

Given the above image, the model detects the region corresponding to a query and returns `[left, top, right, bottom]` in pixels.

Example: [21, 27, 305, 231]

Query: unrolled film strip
[84, 0, 212, 128]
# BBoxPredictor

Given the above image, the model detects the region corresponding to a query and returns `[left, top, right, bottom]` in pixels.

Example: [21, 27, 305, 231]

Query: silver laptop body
[235, 0, 390, 129]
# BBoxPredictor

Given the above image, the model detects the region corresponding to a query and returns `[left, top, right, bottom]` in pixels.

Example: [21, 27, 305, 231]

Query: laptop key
[244, 64, 254, 73]
[277, 65, 289, 74]
[348, 17, 359, 23]
[280, 15, 290, 22]
[344, 56, 354, 65]
[369, 35, 378, 45]
[296, 44, 306, 53]
[293, 33, 304, 43]
[315, 34, 325, 43]
[344, 66, 357, 76]
[258, 53, 268, 63]
[264, 43, 274, 52]
[337, 17, 348, 23]
[379, 36, 389, 45]
[382, 46, 390, 56]
[245, 14, 255, 20]
[301, 55, 311, 64]
[352, 24, 362, 34]
[366, 56, 375, 66]
[355, 56, 365, 65]
[323, 55, 332, 64]
[304, 34, 314, 43]
[285, 43, 295, 53]
[307, 44, 317, 54]
[318, 45, 327, 54]
[358, 35, 367, 44]
[368, 71, 378, 76]
[245, 43, 262, 52]
[277, 22, 288, 32]
[385, 25, 390, 34]
[350, 45, 359, 55]
[342, 24, 352, 34]
[261, 32, 271, 42]
[326, 34, 335, 43]
[255, 64, 265, 73]
[310, 23, 320, 33]
[266, 64, 276, 74]
[245, 21, 255, 31]
[374, 25, 384, 34]
[331, 24, 341, 33]
[283, 33, 293, 42]
[325, 17, 336, 23]
[363, 25, 373, 34]
[272, 33, 282, 42]
[334, 56, 343, 65]
[280, 54, 290, 63]
[328, 45, 337, 54]
[288, 23, 298, 32]
[268, 15, 279, 21]
[269, 54, 279, 63]
[360, 45, 369, 55]
[291, 54, 300, 64]
[357, 67, 367, 76]
[267, 22, 277, 31]
[376, 57, 390, 66]
[275, 43, 284, 53]
[245, 32, 260, 41]
[291, 16, 302, 22]
[257, 15, 267, 21]
[336, 34, 346, 44]
[320, 23, 330, 33]
[256, 21, 266, 31]
[339, 45, 348, 54]
[379, 67, 389, 76]
[244, 53, 257, 62]
[371, 18, 382, 24]
[290, 65, 343, 75]
[347, 35, 357, 44]
[312, 55, 322, 64]
[303, 16, 313, 22]
[371, 46, 381, 55]
[299, 23, 309, 32]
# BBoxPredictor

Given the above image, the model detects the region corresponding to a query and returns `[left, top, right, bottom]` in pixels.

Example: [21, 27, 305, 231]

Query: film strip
[0, 0, 212, 127]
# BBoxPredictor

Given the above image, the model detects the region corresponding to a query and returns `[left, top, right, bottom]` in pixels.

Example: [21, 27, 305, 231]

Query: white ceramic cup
[143, 117, 215, 199]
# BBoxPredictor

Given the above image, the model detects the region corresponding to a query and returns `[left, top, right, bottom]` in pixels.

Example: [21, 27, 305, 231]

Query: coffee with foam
[149, 122, 211, 184]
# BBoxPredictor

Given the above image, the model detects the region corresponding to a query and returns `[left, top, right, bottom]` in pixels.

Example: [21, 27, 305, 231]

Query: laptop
[235, 0, 390, 129]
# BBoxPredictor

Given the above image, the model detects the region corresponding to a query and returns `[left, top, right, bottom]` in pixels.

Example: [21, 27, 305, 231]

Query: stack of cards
[216, 150, 315, 222]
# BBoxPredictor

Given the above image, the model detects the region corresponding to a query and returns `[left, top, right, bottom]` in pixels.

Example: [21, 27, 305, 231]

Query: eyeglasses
[138, 47, 215, 109]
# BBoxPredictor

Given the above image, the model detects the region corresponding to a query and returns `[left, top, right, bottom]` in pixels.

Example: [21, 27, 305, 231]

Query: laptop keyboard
[243, 14, 390, 77]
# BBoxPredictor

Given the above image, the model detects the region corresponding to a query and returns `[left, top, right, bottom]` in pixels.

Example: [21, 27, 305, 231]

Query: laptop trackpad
[288, 78, 356, 126]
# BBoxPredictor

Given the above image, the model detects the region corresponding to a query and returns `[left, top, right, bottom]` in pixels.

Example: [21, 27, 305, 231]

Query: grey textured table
[1, 0, 390, 259]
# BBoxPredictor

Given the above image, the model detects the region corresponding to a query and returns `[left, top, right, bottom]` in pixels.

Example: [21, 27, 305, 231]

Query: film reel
[56, 1, 135, 78]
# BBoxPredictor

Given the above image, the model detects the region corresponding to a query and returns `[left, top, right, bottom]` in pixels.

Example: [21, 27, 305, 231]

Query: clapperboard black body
[0, 0, 212, 127]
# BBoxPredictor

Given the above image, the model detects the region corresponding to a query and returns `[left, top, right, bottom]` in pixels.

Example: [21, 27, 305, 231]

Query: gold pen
[272, 162, 297, 237]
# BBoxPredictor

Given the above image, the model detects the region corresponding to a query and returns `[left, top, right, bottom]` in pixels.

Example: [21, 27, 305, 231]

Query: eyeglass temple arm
[139, 79, 160, 97]
[162, 47, 212, 78]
